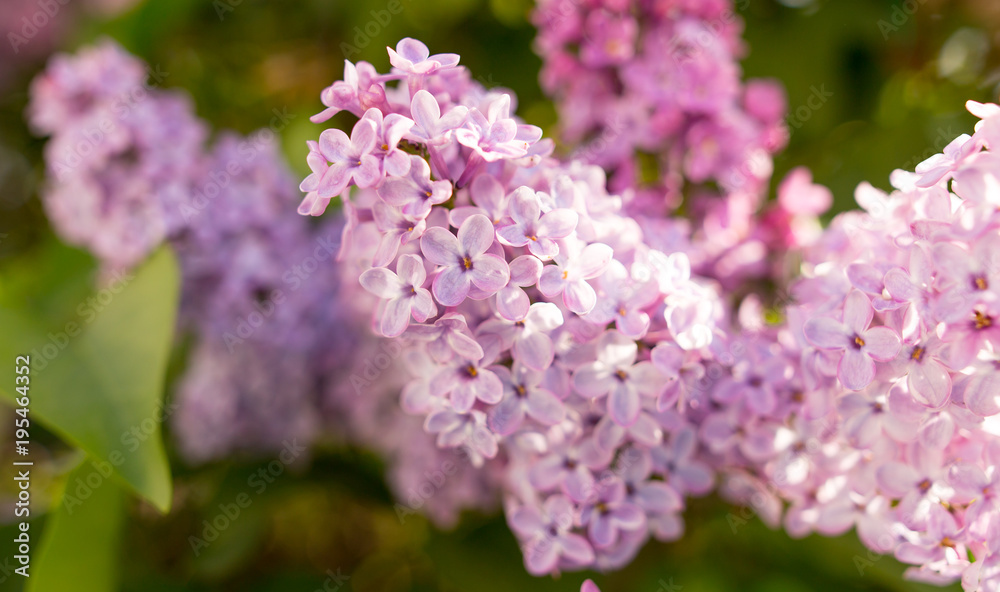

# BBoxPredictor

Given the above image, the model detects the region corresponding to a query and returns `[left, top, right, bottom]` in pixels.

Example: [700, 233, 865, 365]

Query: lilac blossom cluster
[532, 0, 794, 293]
[767, 102, 1000, 590]
[27, 41, 497, 522]
[27, 40, 325, 461]
[28, 39, 206, 269]
[301, 37, 1000, 588]
[532, 0, 787, 211]
[302, 37, 728, 574]
[22, 43, 330, 465]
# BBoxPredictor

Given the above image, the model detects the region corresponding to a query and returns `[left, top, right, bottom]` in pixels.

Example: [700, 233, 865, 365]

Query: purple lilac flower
[292, 36, 1000, 587]
[497, 187, 578, 260]
[804, 291, 902, 391]
[420, 214, 510, 306]
[360, 254, 436, 337]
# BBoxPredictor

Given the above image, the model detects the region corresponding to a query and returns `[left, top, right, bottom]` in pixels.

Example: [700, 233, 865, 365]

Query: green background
[1, 0, 996, 590]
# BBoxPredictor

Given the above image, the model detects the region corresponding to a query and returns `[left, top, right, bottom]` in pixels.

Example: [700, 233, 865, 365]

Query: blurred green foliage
[2, 0, 998, 590]
[0, 246, 178, 511]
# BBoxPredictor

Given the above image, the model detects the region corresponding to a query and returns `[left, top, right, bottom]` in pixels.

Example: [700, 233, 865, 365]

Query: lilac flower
[455, 94, 542, 164]
[877, 457, 953, 530]
[649, 343, 705, 411]
[591, 407, 663, 451]
[311, 116, 381, 199]
[298, 141, 334, 215]
[387, 38, 460, 76]
[914, 133, 979, 187]
[573, 331, 664, 427]
[538, 242, 614, 315]
[713, 345, 792, 416]
[432, 358, 504, 413]
[27, 38, 148, 134]
[487, 363, 566, 435]
[173, 339, 318, 463]
[420, 214, 510, 306]
[509, 495, 595, 575]
[497, 187, 578, 260]
[581, 581, 601, 592]
[957, 360, 1000, 417]
[949, 462, 1000, 525]
[311, 60, 382, 122]
[619, 449, 683, 519]
[377, 155, 452, 219]
[580, 477, 645, 549]
[424, 409, 498, 465]
[941, 304, 1000, 370]
[449, 173, 511, 227]
[804, 291, 901, 390]
[407, 89, 469, 146]
[479, 302, 564, 371]
[371, 202, 426, 268]
[894, 505, 967, 569]
[650, 426, 714, 497]
[359, 254, 436, 337]
[580, 12, 637, 67]
[584, 260, 660, 339]
[837, 388, 921, 449]
[496, 255, 543, 321]
[29, 40, 207, 269]
[361, 108, 414, 177]
[530, 447, 602, 503]
[291, 35, 1000, 586]
[405, 313, 484, 363]
[894, 334, 952, 408]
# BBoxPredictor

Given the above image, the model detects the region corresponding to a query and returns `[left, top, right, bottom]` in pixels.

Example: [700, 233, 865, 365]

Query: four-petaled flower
[359, 254, 436, 337]
[420, 214, 510, 306]
[538, 242, 614, 315]
[580, 477, 646, 548]
[362, 108, 414, 178]
[455, 94, 542, 163]
[387, 38, 460, 76]
[407, 89, 469, 146]
[377, 155, 452, 219]
[313, 116, 381, 198]
[487, 363, 566, 435]
[509, 495, 595, 575]
[497, 186, 578, 259]
[804, 290, 901, 391]
[573, 331, 664, 427]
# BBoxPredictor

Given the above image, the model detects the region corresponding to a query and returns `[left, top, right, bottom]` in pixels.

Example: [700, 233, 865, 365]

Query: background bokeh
[2, 0, 999, 590]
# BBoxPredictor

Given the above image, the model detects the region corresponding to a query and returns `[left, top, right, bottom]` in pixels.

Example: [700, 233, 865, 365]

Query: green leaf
[0, 247, 179, 511]
[26, 459, 126, 592]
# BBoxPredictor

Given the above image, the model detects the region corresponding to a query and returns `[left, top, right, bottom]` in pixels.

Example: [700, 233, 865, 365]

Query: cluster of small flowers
[323, 229, 502, 526]
[27, 41, 350, 464]
[28, 38, 207, 270]
[303, 38, 1000, 588]
[532, 0, 792, 293]
[531, 0, 787, 207]
[302, 38, 731, 574]
[27, 41, 492, 508]
[760, 102, 1000, 590]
